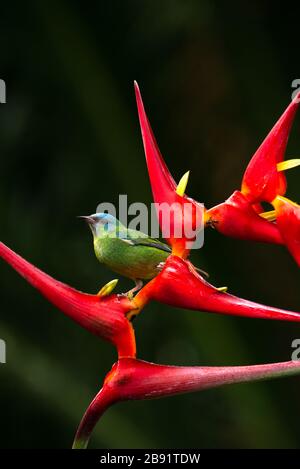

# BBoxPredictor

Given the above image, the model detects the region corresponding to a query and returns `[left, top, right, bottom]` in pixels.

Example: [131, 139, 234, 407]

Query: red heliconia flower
[73, 356, 300, 449]
[241, 94, 300, 204]
[206, 93, 300, 244]
[206, 190, 283, 244]
[132, 255, 300, 322]
[4, 240, 300, 450]
[273, 196, 300, 266]
[134, 82, 204, 258]
[2, 83, 300, 450]
[0, 242, 136, 358]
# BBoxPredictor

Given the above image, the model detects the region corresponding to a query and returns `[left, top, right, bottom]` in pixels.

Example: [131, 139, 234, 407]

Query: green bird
[79, 212, 172, 296]
[80, 212, 209, 297]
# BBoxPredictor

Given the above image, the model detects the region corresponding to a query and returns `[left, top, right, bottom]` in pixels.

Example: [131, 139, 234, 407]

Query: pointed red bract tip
[134, 82, 204, 258]
[134, 81, 176, 193]
[135, 254, 300, 322]
[0, 242, 136, 358]
[273, 197, 300, 267]
[73, 356, 300, 448]
[206, 191, 283, 245]
[241, 94, 300, 203]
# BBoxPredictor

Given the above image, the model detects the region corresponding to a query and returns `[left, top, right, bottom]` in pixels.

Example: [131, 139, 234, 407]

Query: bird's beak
[77, 215, 96, 225]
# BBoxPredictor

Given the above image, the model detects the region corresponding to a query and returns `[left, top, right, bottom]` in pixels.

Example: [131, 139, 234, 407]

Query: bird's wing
[119, 229, 209, 276]
[120, 230, 172, 253]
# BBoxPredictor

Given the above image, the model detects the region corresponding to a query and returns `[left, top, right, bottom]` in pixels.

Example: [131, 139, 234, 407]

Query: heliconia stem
[0, 242, 137, 358]
[73, 357, 300, 449]
[133, 255, 300, 322]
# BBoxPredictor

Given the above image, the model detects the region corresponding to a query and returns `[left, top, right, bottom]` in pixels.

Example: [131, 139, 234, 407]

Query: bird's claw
[117, 292, 129, 299]
[122, 279, 144, 299]
[117, 291, 137, 300]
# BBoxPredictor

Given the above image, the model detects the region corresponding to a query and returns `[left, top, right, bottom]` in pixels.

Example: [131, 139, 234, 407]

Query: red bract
[242, 94, 299, 204]
[206, 191, 283, 244]
[134, 81, 204, 258]
[133, 255, 300, 322]
[0, 242, 136, 358]
[273, 196, 300, 266]
[207, 94, 300, 245]
[73, 357, 300, 449]
[1, 83, 300, 450]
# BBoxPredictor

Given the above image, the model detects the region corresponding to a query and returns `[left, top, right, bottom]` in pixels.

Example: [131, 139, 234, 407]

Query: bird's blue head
[78, 212, 119, 237]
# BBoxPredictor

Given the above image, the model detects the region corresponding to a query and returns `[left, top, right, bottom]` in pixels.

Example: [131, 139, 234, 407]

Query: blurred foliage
[0, 0, 300, 448]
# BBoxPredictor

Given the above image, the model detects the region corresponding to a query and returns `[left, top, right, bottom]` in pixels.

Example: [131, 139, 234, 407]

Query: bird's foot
[124, 279, 143, 299]
[117, 292, 129, 299]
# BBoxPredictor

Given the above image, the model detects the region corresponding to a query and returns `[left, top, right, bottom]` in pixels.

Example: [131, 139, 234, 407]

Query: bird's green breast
[93, 235, 169, 280]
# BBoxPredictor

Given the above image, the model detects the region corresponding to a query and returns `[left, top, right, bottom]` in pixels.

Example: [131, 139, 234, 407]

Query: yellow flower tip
[97, 279, 119, 297]
[217, 286, 228, 293]
[272, 195, 299, 210]
[176, 170, 190, 196]
[277, 159, 300, 172]
[271, 196, 283, 210]
[259, 210, 277, 222]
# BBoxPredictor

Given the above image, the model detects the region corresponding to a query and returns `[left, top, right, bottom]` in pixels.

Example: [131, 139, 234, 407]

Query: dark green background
[0, 0, 300, 448]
